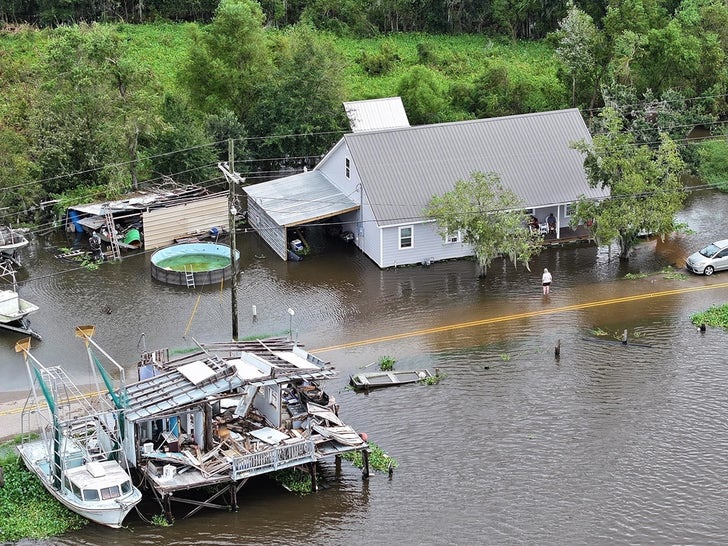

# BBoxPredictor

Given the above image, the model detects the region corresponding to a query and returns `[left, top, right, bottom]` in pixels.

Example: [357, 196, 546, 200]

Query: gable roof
[343, 97, 410, 132]
[340, 108, 608, 227]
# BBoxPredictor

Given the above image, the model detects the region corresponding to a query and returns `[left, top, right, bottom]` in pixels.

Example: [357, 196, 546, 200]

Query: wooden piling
[362, 449, 370, 479]
[310, 462, 318, 492]
[164, 494, 174, 524]
[555, 339, 561, 359]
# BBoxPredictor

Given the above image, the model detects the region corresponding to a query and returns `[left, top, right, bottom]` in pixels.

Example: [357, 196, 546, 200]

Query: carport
[243, 171, 359, 260]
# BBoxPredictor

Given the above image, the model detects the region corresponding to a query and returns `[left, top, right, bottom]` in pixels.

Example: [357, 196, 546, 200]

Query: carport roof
[244, 171, 359, 227]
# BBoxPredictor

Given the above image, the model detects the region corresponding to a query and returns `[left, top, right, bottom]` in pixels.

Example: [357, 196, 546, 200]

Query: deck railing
[230, 439, 315, 480]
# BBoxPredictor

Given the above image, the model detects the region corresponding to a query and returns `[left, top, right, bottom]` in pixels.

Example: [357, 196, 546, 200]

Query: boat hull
[349, 370, 433, 390]
[17, 440, 142, 529]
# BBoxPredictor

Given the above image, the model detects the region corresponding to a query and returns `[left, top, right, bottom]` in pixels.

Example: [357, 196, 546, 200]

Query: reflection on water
[4, 188, 728, 544]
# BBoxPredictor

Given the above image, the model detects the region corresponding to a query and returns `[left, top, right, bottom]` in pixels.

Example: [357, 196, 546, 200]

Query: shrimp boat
[15, 338, 142, 528]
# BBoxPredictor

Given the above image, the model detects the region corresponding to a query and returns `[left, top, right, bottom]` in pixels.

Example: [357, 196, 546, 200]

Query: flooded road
[3, 186, 728, 545]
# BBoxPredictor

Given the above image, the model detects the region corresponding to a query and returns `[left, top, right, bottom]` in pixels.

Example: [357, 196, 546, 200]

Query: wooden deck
[541, 225, 594, 247]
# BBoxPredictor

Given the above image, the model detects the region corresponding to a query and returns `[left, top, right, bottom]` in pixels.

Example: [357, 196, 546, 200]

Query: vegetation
[151, 513, 172, 527]
[378, 355, 395, 371]
[272, 467, 312, 495]
[570, 108, 687, 260]
[624, 272, 648, 280]
[426, 171, 543, 277]
[2, 0, 728, 230]
[342, 441, 398, 472]
[691, 304, 728, 330]
[0, 442, 86, 542]
[419, 372, 444, 386]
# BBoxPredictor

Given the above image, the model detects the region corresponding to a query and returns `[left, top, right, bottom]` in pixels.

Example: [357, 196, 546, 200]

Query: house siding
[316, 143, 382, 262]
[247, 198, 287, 260]
[141, 194, 228, 250]
[379, 221, 472, 268]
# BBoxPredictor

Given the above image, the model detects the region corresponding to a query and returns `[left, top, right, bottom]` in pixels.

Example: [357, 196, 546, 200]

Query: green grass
[1, 25, 562, 125]
[0, 441, 87, 541]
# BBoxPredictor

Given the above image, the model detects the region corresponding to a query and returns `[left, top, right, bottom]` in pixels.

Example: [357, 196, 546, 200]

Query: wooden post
[555, 339, 561, 359]
[164, 494, 174, 524]
[362, 449, 370, 479]
[230, 483, 238, 511]
[310, 462, 318, 492]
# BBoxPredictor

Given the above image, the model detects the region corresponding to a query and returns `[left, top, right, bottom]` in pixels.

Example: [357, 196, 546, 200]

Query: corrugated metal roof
[343, 108, 608, 227]
[122, 341, 335, 422]
[243, 171, 359, 227]
[343, 97, 410, 132]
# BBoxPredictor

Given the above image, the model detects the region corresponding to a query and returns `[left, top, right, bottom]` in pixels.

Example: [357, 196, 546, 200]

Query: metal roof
[341, 108, 609, 227]
[243, 171, 359, 227]
[122, 341, 335, 422]
[343, 97, 410, 132]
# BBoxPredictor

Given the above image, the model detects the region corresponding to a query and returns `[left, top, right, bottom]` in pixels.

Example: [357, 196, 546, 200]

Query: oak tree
[426, 171, 543, 278]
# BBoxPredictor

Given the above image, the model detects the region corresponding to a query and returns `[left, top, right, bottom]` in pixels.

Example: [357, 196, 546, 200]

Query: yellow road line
[0, 391, 104, 418]
[312, 281, 728, 353]
[3, 281, 727, 416]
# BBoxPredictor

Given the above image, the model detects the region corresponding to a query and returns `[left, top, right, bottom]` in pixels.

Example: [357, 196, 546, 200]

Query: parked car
[686, 239, 728, 275]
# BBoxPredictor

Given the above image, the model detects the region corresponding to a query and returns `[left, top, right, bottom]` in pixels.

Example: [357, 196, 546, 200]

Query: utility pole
[228, 139, 239, 340]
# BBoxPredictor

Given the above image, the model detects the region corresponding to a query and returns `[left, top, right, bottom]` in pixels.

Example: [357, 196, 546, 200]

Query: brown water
[3, 186, 728, 545]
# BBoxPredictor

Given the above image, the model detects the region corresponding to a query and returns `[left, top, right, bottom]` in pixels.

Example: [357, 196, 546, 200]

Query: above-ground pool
[150, 243, 240, 286]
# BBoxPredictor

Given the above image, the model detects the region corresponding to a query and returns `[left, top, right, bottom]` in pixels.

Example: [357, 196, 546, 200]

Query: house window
[566, 203, 576, 216]
[399, 226, 413, 249]
[345, 157, 351, 179]
[267, 386, 278, 409]
[445, 230, 461, 244]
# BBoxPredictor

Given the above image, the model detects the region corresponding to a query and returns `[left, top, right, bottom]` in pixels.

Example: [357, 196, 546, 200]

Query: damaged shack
[105, 338, 369, 520]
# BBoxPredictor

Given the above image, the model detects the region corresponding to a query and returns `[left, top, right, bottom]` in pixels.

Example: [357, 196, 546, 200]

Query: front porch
[541, 224, 594, 246]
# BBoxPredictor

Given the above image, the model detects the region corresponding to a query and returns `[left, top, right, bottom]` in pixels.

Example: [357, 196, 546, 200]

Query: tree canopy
[570, 108, 687, 259]
[426, 171, 543, 277]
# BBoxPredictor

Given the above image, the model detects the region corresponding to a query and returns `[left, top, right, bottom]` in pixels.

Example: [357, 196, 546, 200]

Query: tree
[396, 65, 448, 125]
[180, 0, 272, 120]
[554, 2, 605, 109]
[143, 95, 219, 185]
[570, 108, 686, 260]
[425, 171, 543, 278]
[247, 24, 349, 164]
[30, 24, 161, 196]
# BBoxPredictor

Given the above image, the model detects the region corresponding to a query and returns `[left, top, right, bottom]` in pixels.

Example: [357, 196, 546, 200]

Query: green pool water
[156, 253, 232, 272]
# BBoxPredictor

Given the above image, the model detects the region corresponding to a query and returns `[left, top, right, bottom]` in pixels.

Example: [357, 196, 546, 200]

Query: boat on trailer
[15, 338, 142, 528]
[0, 225, 29, 266]
[349, 369, 434, 390]
[0, 287, 41, 339]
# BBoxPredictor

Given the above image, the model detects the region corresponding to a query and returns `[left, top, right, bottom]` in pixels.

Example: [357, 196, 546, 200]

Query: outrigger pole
[15, 337, 62, 488]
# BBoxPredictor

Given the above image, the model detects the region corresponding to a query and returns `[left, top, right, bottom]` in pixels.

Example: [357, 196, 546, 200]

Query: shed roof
[243, 171, 359, 227]
[343, 97, 410, 132]
[340, 108, 608, 227]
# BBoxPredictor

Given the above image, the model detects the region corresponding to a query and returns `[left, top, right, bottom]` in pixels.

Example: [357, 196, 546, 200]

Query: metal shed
[244, 171, 359, 260]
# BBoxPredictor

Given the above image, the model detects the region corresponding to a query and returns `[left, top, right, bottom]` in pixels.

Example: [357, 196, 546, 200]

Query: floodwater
[4, 185, 728, 545]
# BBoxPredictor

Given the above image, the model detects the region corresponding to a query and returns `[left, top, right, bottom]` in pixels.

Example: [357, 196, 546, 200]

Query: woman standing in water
[542, 268, 552, 295]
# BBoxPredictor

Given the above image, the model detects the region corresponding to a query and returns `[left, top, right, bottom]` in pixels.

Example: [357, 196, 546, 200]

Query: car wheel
[704, 266, 714, 276]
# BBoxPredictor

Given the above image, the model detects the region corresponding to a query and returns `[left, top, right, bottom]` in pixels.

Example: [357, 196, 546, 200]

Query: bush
[378, 355, 395, 371]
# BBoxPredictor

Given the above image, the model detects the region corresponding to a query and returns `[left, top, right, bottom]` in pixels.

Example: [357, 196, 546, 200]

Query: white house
[242, 103, 609, 268]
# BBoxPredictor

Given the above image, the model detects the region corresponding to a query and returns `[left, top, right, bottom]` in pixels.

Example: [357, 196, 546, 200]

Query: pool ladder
[184, 266, 195, 288]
